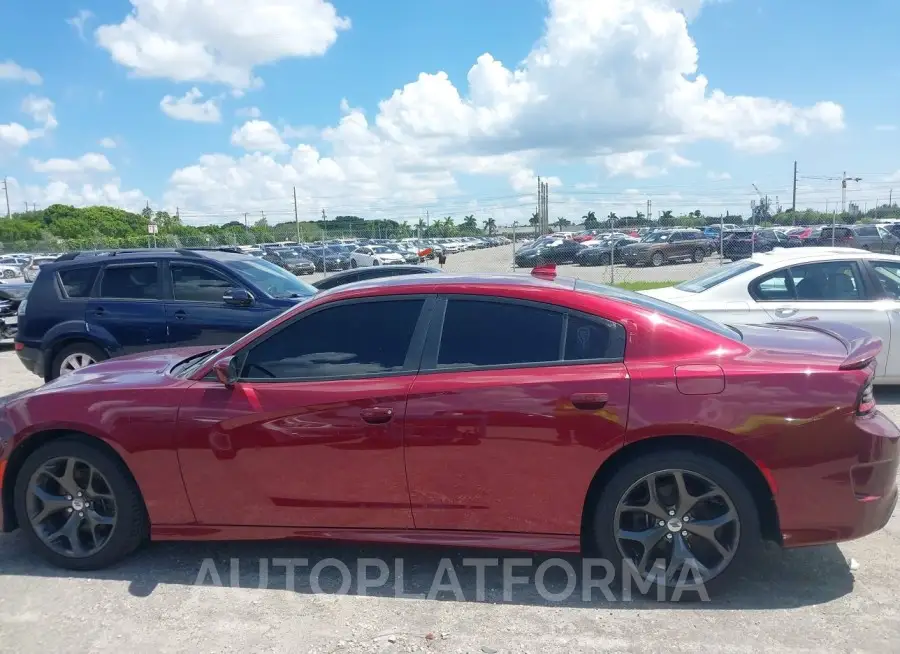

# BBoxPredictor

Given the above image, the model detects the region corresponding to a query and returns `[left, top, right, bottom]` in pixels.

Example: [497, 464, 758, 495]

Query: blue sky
[2, 0, 900, 225]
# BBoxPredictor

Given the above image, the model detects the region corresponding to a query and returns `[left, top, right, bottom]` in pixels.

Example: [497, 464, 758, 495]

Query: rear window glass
[100, 264, 161, 300]
[675, 260, 760, 293]
[575, 280, 743, 341]
[58, 267, 99, 298]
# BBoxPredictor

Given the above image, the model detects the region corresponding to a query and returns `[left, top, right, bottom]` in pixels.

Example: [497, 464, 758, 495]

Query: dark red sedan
[0, 269, 896, 592]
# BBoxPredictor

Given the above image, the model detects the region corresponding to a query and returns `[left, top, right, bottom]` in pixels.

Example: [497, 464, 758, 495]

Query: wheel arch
[43, 337, 112, 380]
[2, 429, 144, 533]
[579, 434, 781, 554]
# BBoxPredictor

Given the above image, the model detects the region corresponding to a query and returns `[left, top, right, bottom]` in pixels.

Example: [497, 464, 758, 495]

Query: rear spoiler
[770, 319, 881, 371]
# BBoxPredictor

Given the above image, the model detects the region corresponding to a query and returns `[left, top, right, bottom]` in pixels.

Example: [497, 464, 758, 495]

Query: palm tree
[607, 212, 618, 227]
[416, 218, 426, 234]
[583, 211, 599, 229]
[483, 217, 496, 234]
[463, 214, 478, 231]
[529, 212, 540, 226]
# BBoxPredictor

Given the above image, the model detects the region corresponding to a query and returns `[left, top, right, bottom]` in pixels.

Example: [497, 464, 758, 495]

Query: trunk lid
[736, 319, 882, 370]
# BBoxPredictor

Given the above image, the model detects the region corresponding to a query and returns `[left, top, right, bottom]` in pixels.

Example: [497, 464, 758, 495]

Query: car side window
[58, 266, 99, 298]
[437, 299, 564, 368]
[99, 264, 160, 300]
[565, 314, 626, 361]
[790, 261, 862, 301]
[171, 264, 234, 303]
[870, 261, 900, 299]
[856, 225, 876, 237]
[241, 299, 424, 380]
[751, 269, 793, 301]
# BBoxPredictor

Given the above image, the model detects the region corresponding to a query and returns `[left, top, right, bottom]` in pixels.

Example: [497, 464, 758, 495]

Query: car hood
[25, 346, 214, 398]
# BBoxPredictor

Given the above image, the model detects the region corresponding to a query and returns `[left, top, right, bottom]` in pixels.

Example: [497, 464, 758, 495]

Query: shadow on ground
[0, 532, 852, 610]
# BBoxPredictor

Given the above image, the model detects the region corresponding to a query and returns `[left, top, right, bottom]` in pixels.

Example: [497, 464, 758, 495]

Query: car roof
[52, 248, 250, 266]
[318, 271, 577, 299]
[748, 247, 888, 265]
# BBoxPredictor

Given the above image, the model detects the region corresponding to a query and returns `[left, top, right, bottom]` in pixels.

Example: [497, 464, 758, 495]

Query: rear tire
[591, 449, 761, 599]
[13, 437, 149, 570]
[600, 253, 611, 266]
[51, 342, 108, 380]
[692, 248, 705, 263]
[651, 252, 664, 267]
[350, 259, 358, 268]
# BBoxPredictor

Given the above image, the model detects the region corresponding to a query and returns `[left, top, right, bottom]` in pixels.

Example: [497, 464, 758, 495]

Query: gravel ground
[0, 344, 899, 653]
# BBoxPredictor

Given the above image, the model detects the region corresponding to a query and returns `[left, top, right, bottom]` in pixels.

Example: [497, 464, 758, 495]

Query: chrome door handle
[774, 307, 798, 318]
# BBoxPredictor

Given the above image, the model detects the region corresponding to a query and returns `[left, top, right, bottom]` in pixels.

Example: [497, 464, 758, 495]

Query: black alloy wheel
[14, 439, 149, 570]
[593, 450, 760, 597]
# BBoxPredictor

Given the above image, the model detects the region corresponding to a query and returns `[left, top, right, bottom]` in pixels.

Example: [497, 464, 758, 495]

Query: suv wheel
[692, 249, 705, 263]
[51, 342, 109, 380]
[651, 252, 664, 267]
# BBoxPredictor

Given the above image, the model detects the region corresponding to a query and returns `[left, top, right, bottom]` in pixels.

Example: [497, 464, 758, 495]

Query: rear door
[861, 259, 900, 379]
[404, 296, 629, 535]
[87, 262, 167, 354]
[164, 262, 274, 347]
[755, 260, 892, 376]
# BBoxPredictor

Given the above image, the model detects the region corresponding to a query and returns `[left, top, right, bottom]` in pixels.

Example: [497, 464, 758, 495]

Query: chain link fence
[0, 226, 733, 290]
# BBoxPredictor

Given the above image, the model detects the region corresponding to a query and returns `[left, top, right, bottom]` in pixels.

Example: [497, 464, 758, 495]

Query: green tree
[607, 212, 618, 226]
[462, 215, 478, 232]
[583, 211, 599, 229]
[483, 217, 496, 234]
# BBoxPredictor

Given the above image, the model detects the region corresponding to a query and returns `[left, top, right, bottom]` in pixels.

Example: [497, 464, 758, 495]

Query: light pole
[838, 172, 862, 245]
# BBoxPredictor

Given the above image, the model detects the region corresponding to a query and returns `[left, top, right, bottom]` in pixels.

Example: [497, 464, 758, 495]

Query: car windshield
[575, 280, 743, 340]
[372, 246, 392, 253]
[641, 232, 670, 243]
[272, 249, 299, 260]
[675, 260, 761, 293]
[229, 257, 317, 298]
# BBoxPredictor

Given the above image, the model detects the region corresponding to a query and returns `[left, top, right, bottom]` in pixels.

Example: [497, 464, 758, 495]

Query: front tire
[893, 244, 900, 256]
[651, 252, 664, 267]
[692, 248, 705, 263]
[51, 342, 109, 380]
[591, 449, 761, 598]
[350, 259, 358, 268]
[13, 437, 149, 570]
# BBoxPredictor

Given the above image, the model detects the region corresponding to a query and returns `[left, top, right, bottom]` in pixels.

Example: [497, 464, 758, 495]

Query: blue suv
[15, 248, 317, 380]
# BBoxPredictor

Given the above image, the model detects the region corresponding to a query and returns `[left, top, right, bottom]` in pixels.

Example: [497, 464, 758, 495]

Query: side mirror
[212, 355, 238, 387]
[224, 288, 254, 306]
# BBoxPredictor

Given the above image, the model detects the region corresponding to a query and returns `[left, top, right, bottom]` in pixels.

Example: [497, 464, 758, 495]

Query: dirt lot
[0, 345, 898, 653]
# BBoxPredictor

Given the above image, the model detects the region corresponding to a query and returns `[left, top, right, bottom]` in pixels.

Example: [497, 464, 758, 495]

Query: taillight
[17, 299, 26, 316]
[857, 379, 876, 415]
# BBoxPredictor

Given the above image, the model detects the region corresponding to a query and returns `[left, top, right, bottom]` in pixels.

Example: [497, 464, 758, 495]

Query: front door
[404, 296, 629, 535]
[165, 262, 275, 347]
[176, 296, 432, 528]
[87, 262, 167, 354]
[754, 260, 892, 377]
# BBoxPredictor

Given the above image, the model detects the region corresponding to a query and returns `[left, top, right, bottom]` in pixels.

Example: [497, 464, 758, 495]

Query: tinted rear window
[575, 280, 742, 341]
[58, 266, 99, 298]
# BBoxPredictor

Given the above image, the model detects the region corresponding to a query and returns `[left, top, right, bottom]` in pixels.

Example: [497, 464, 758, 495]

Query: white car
[642, 247, 900, 382]
[0, 264, 20, 279]
[350, 245, 406, 267]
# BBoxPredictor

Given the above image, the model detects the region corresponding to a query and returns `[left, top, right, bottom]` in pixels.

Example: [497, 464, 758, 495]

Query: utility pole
[243, 212, 248, 229]
[2, 177, 9, 218]
[791, 161, 797, 223]
[841, 171, 862, 218]
[647, 199, 651, 224]
[537, 176, 543, 236]
[293, 186, 300, 243]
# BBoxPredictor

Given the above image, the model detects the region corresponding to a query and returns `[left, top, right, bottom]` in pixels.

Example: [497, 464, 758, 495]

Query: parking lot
[0, 341, 899, 653]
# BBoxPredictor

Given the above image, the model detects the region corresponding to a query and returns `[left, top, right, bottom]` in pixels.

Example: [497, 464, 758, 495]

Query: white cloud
[231, 120, 288, 152]
[95, 0, 351, 89]
[20, 179, 149, 213]
[0, 96, 57, 152]
[603, 151, 666, 178]
[30, 153, 114, 175]
[707, 171, 731, 181]
[21, 95, 57, 130]
[0, 60, 42, 85]
[0, 124, 33, 151]
[160, 88, 221, 123]
[668, 152, 700, 168]
[100, 137, 118, 148]
[161, 0, 845, 220]
[67, 9, 94, 40]
[236, 106, 261, 119]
